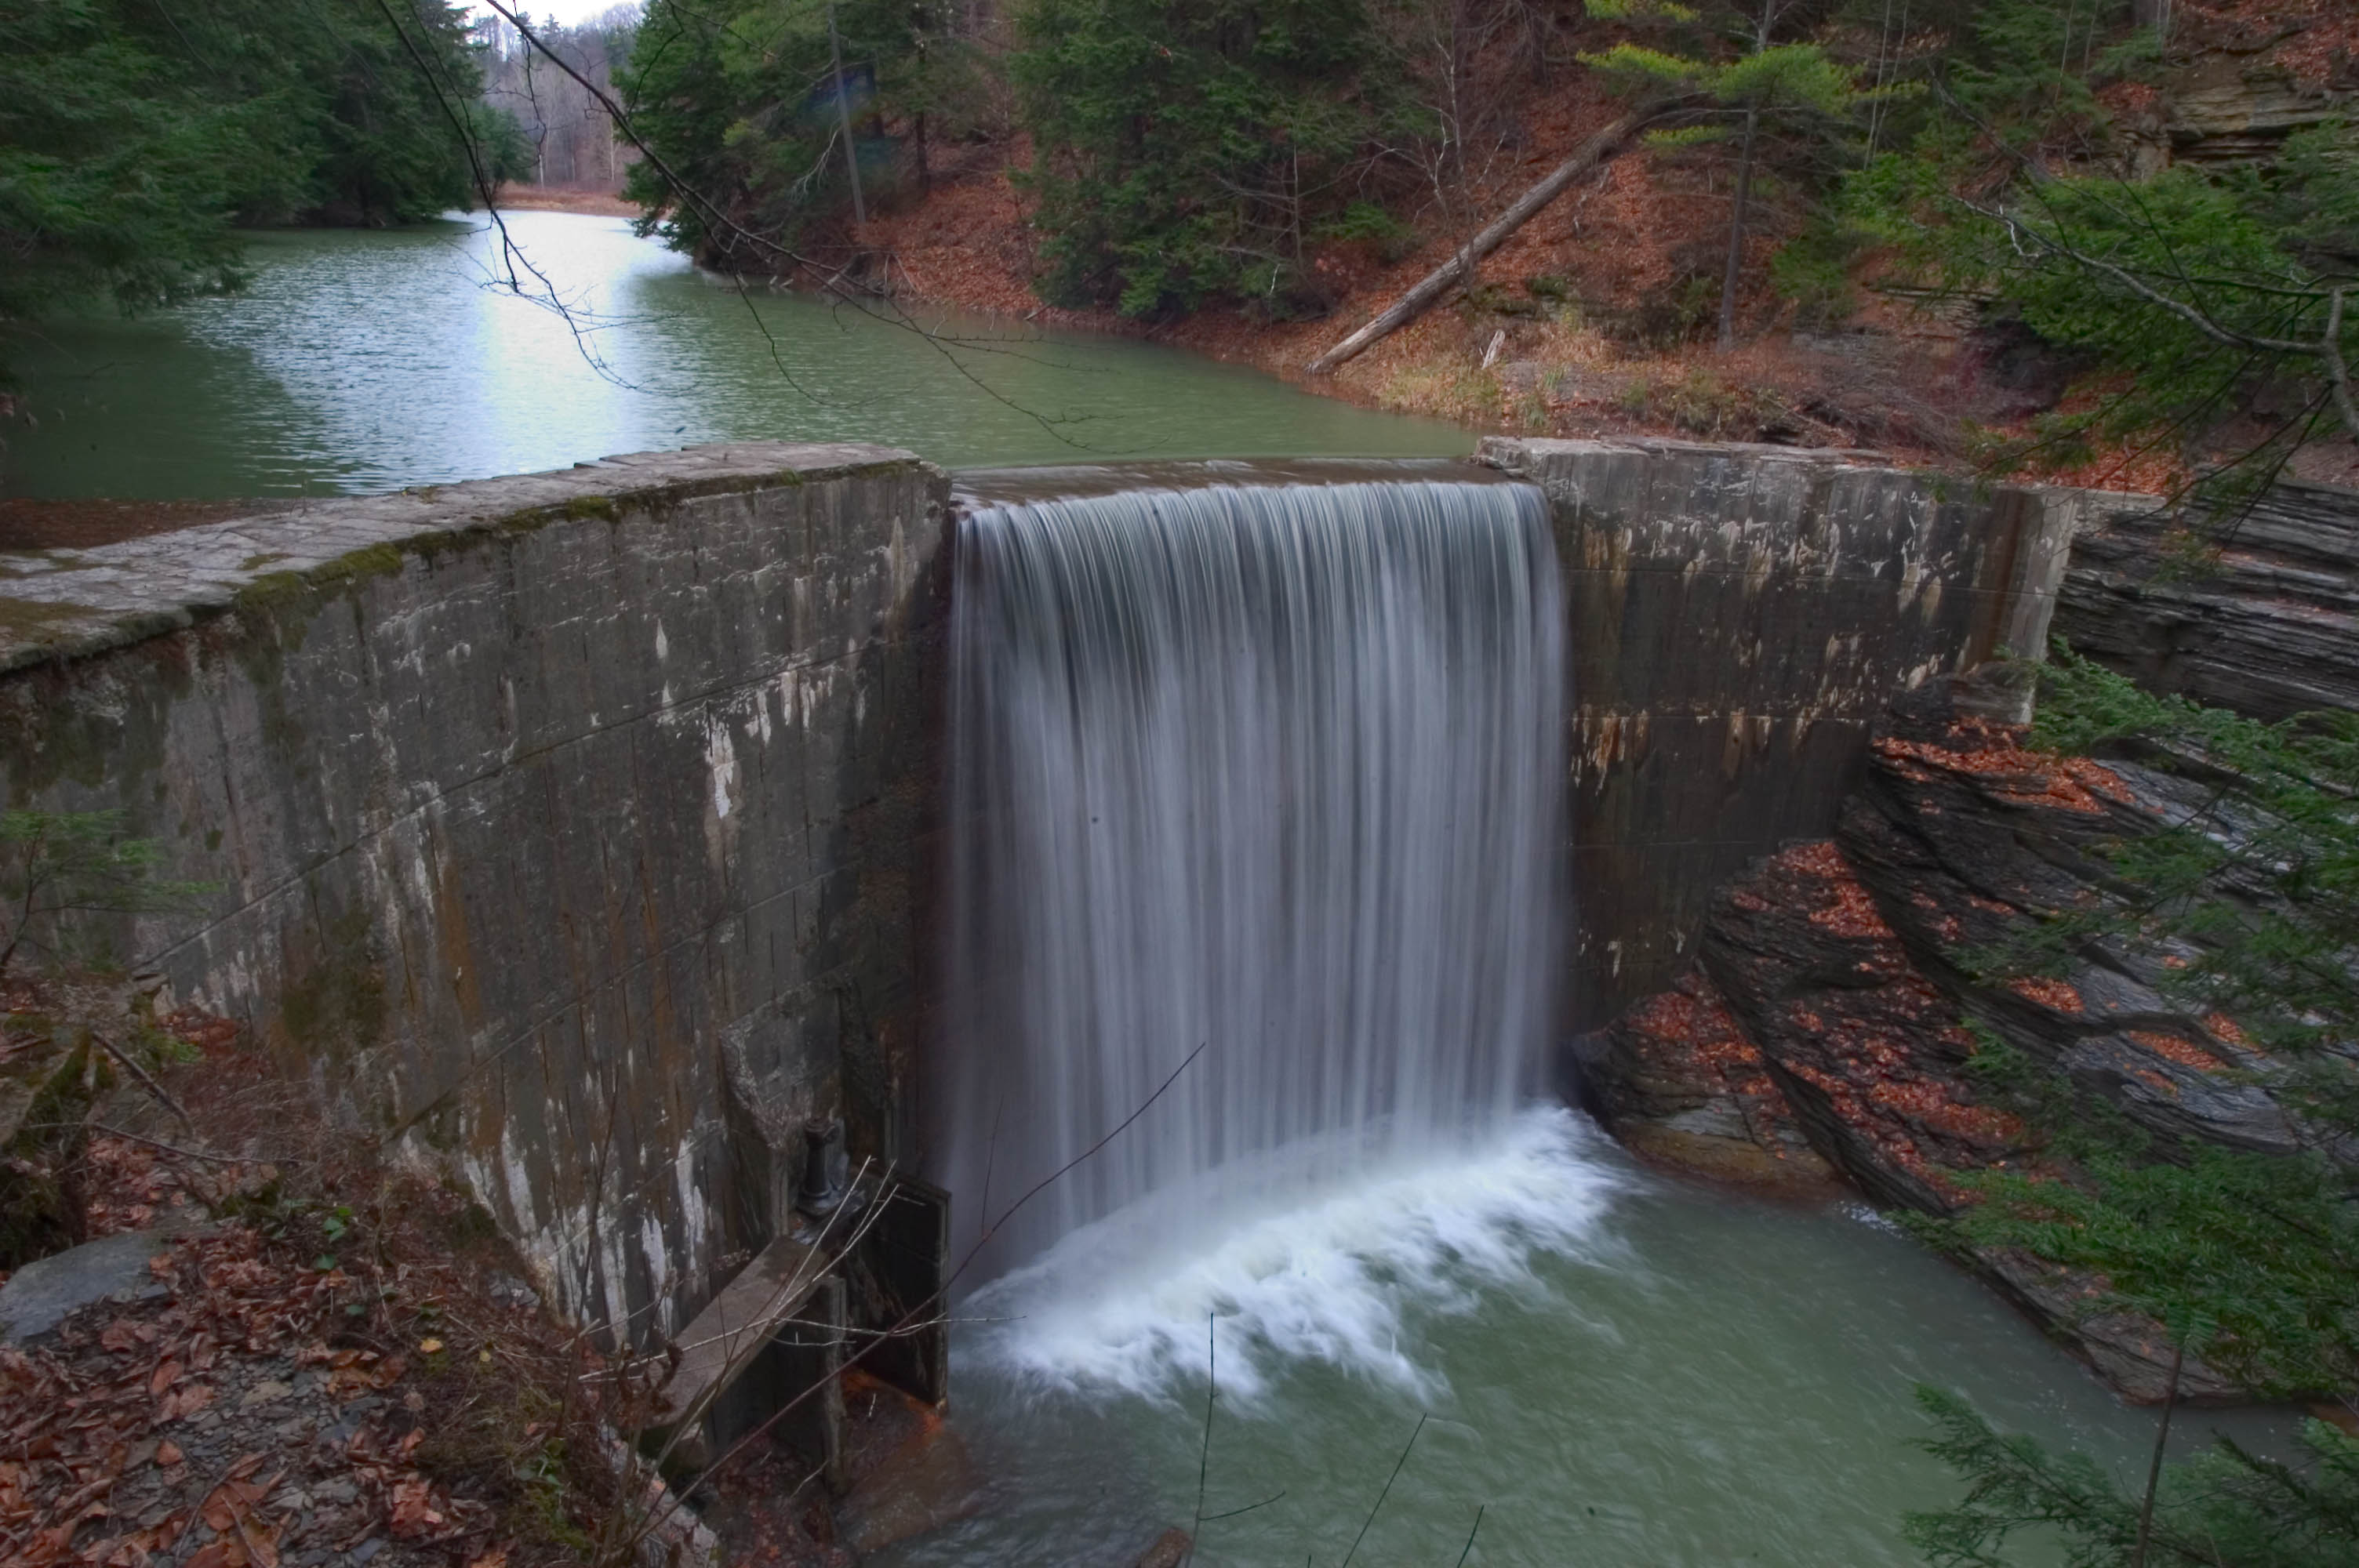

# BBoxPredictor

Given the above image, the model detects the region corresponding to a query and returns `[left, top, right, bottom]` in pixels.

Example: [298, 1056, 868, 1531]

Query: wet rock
[835, 1418, 982, 1557]
[1134, 1526, 1194, 1568]
[1594, 673, 2314, 1399]
[1696, 839, 2027, 1216]
[1835, 679, 2304, 1162]
[2055, 479, 2359, 723]
[1976, 1246, 2244, 1405]
[1588, 972, 1836, 1192]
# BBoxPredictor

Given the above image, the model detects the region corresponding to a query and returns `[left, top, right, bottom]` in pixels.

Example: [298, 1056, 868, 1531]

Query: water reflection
[4, 212, 1470, 499]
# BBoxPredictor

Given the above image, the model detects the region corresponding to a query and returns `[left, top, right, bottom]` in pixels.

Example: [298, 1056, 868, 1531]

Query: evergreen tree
[1907, 649, 2359, 1566]
[1, 0, 522, 379]
[1582, 0, 1889, 347]
[1010, 0, 1413, 318]
[1831, 0, 2359, 494]
[618, 0, 991, 266]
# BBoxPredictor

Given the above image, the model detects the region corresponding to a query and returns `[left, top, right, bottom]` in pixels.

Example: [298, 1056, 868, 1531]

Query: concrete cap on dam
[0, 441, 939, 677]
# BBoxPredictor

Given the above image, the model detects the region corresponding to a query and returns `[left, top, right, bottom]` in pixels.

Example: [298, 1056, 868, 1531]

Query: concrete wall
[1478, 437, 2082, 1030]
[0, 445, 951, 1341]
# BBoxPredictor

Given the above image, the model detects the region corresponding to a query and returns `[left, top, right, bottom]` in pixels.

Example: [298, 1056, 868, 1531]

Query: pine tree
[1907, 649, 2359, 1566]
[0, 0, 522, 383]
[1582, 0, 1888, 347]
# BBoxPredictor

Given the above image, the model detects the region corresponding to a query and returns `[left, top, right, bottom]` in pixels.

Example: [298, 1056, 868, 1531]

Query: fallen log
[1304, 108, 1659, 376]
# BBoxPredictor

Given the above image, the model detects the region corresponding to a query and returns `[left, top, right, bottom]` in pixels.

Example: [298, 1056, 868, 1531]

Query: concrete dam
[0, 438, 2095, 1361]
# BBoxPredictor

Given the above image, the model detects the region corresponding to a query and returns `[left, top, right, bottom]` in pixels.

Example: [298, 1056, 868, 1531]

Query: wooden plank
[653, 1233, 823, 1433]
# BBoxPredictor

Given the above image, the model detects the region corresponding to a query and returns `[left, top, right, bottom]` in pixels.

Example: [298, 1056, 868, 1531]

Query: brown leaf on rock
[387, 1476, 442, 1539]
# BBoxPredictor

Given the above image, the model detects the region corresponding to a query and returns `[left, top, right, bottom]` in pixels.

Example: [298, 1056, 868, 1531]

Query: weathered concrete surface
[2055, 478, 2359, 722]
[1478, 437, 2083, 1029]
[0, 444, 952, 1344]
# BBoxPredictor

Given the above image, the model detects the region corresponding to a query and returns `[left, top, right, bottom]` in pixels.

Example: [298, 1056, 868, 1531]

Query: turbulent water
[970, 1105, 1619, 1401]
[942, 477, 1565, 1269]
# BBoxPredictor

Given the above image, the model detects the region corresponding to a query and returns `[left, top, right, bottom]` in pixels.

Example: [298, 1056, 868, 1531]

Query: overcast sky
[470, 1, 637, 34]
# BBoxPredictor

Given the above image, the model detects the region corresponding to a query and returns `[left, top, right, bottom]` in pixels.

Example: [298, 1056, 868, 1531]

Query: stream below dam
[897, 1116, 2272, 1566]
[0, 212, 2288, 1566]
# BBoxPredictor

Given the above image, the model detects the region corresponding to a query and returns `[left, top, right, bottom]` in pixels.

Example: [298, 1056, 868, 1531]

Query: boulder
[0, 1225, 192, 1343]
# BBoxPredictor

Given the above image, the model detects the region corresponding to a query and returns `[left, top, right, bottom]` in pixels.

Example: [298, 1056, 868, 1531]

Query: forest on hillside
[6, 0, 2357, 494]
[478, 8, 642, 191]
[604, 0, 2359, 494]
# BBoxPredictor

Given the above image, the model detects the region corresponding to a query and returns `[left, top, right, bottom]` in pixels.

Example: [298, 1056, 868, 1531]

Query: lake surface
[1, 211, 1470, 499]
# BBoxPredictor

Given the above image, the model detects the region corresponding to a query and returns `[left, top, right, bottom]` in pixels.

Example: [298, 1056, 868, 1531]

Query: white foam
[968, 1107, 1624, 1404]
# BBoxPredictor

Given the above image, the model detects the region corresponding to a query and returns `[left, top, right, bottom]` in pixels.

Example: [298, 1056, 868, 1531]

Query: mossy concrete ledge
[0, 443, 952, 1346]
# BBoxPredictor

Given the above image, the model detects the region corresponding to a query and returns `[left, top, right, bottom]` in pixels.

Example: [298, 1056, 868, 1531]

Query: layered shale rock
[1593, 673, 2297, 1400]
[2055, 479, 2359, 723]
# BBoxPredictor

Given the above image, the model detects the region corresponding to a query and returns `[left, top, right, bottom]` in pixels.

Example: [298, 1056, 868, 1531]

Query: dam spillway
[941, 477, 1565, 1263]
[2, 437, 2247, 1562]
[0, 436, 2091, 1339]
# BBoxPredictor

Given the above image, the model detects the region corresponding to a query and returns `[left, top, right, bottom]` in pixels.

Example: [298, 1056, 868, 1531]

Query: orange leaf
[154, 1442, 183, 1468]
[388, 1477, 436, 1538]
[147, 1361, 180, 1399]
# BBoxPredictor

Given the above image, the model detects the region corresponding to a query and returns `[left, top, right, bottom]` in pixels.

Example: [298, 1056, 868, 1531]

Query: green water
[1, 211, 1470, 499]
[884, 1117, 2281, 1568]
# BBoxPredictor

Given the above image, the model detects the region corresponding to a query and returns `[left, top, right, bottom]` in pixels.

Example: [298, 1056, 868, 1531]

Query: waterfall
[943, 477, 1566, 1272]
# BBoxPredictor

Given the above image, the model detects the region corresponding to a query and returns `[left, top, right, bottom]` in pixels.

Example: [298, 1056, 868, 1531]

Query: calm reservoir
[2, 211, 1468, 499]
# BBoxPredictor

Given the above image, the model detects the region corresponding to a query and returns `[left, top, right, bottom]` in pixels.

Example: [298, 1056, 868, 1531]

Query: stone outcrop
[1592, 673, 2299, 1400]
[2055, 478, 2359, 721]
[0, 445, 951, 1345]
[1590, 970, 1834, 1192]
[2161, 49, 2354, 166]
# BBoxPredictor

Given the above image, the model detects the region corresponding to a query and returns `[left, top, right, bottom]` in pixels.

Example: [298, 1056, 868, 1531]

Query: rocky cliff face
[1590, 672, 2304, 1401]
[2055, 479, 2359, 720]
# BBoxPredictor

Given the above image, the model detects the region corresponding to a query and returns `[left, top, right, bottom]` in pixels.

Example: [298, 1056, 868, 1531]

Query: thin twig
[1187, 1312, 1216, 1566]
[84, 1122, 267, 1168]
[1453, 1504, 1487, 1568]
[616, 1041, 1209, 1559]
[1340, 1412, 1428, 1568]
[89, 1031, 195, 1133]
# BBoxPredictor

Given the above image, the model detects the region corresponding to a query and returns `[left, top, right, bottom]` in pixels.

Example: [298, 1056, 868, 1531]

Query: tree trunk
[827, 0, 867, 227]
[1305, 109, 1655, 376]
[1716, 104, 1759, 352]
